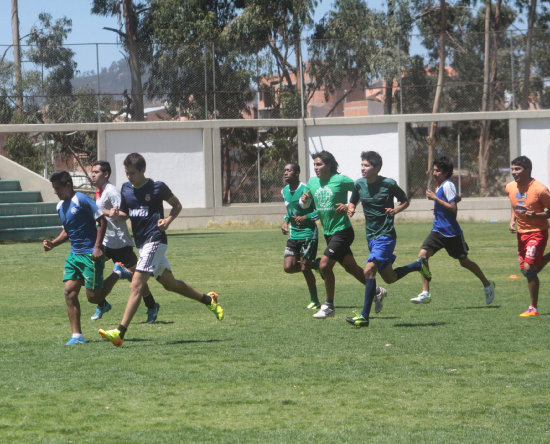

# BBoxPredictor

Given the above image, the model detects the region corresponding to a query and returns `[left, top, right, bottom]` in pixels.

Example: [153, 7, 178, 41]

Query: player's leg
[63, 279, 84, 343]
[314, 254, 337, 318]
[283, 239, 301, 274]
[300, 238, 320, 309]
[411, 232, 442, 304]
[346, 260, 378, 328]
[518, 231, 547, 316]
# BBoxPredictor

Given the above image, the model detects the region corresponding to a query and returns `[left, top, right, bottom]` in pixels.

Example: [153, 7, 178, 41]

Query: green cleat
[98, 328, 124, 347]
[306, 301, 321, 310]
[418, 257, 432, 281]
[207, 292, 224, 320]
[345, 312, 369, 328]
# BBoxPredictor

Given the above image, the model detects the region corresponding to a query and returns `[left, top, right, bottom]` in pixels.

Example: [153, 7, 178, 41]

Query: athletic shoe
[519, 306, 539, 317]
[113, 262, 133, 281]
[313, 304, 335, 319]
[374, 287, 387, 314]
[91, 302, 112, 320]
[411, 292, 431, 304]
[484, 280, 495, 305]
[345, 312, 369, 328]
[146, 303, 160, 324]
[418, 257, 432, 281]
[311, 257, 324, 280]
[65, 336, 86, 345]
[98, 328, 124, 346]
[206, 292, 224, 320]
[306, 302, 321, 310]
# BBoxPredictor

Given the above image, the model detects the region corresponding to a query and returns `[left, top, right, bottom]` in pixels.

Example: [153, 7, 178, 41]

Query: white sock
[71, 333, 84, 339]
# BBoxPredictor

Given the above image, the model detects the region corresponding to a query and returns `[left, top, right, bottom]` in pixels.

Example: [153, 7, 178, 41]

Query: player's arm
[281, 214, 290, 234]
[347, 182, 360, 218]
[43, 230, 68, 251]
[386, 199, 409, 217]
[509, 206, 517, 233]
[426, 190, 457, 214]
[92, 215, 107, 261]
[299, 190, 312, 209]
[158, 195, 182, 231]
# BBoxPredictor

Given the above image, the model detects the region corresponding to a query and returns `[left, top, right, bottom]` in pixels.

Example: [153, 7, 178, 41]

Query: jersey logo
[70, 206, 78, 214]
[145, 194, 151, 202]
[315, 186, 334, 210]
[130, 207, 149, 217]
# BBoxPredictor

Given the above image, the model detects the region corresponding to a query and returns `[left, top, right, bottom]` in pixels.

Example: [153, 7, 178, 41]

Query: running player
[281, 163, 320, 310]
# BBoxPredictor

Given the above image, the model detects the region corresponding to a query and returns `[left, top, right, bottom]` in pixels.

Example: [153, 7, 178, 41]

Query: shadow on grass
[166, 338, 223, 345]
[393, 321, 447, 328]
[454, 305, 501, 310]
[136, 320, 175, 325]
[167, 232, 227, 237]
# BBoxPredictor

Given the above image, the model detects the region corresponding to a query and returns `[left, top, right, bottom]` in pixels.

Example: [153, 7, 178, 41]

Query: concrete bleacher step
[0, 202, 58, 217]
[0, 190, 43, 203]
[0, 226, 61, 241]
[0, 180, 21, 192]
[0, 214, 60, 229]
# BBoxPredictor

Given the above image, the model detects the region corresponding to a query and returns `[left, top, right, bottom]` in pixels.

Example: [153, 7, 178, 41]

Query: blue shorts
[367, 236, 396, 272]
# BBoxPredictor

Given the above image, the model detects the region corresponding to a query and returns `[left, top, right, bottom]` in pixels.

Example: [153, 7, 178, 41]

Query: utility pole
[11, 0, 24, 112]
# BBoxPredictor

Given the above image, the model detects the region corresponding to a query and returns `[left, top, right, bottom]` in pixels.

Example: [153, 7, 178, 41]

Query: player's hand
[43, 239, 53, 251]
[509, 223, 517, 233]
[281, 221, 289, 235]
[426, 189, 436, 200]
[385, 208, 396, 217]
[300, 192, 311, 206]
[293, 215, 306, 225]
[335, 203, 348, 214]
[157, 218, 170, 231]
[108, 207, 119, 218]
[525, 209, 536, 218]
[91, 247, 104, 261]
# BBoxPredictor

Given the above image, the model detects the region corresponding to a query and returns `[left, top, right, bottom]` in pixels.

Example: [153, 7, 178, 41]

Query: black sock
[98, 299, 108, 308]
[200, 293, 212, 305]
[118, 324, 127, 339]
[143, 293, 156, 309]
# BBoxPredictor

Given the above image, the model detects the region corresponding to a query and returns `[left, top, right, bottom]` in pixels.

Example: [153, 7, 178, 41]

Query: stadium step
[0, 180, 60, 241]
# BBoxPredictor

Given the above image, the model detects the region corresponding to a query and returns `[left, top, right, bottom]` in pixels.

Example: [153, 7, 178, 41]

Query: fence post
[204, 43, 208, 119]
[457, 131, 462, 195]
[257, 146, 262, 204]
[96, 43, 101, 122]
[398, 36, 403, 114]
[212, 42, 217, 119]
[510, 30, 516, 110]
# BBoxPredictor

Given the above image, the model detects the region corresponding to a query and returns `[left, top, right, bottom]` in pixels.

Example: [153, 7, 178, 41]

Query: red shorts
[517, 230, 548, 269]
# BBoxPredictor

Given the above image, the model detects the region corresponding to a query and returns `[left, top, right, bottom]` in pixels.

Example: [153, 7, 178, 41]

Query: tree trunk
[122, 0, 144, 121]
[11, 0, 23, 113]
[427, 0, 447, 188]
[384, 78, 393, 114]
[520, 0, 537, 109]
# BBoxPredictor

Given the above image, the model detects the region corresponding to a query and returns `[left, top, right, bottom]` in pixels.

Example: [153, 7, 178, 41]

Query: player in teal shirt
[281, 163, 320, 310]
[301, 150, 385, 319]
[345, 151, 430, 328]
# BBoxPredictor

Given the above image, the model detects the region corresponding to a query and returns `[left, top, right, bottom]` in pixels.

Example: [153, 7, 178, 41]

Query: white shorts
[136, 241, 171, 279]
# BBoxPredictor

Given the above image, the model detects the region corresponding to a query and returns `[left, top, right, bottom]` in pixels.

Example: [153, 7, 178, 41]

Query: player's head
[360, 151, 382, 173]
[284, 163, 300, 184]
[511, 155, 532, 181]
[432, 155, 454, 180]
[123, 153, 147, 186]
[311, 150, 338, 178]
[91, 161, 111, 188]
[49, 170, 74, 200]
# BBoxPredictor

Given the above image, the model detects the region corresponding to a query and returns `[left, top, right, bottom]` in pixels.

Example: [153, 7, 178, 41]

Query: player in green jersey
[281, 163, 321, 310]
[345, 151, 430, 328]
[300, 150, 385, 319]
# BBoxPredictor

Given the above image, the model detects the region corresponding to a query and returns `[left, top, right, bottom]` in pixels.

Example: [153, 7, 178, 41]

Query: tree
[11, 0, 23, 113]
[91, 0, 149, 121]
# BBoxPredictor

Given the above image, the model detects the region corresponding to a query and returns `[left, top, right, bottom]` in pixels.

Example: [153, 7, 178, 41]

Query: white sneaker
[411, 292, 431, 304]
[374, 287, 387, 313]
[313, 304, 335, 319]
[484, 280, 495, 305]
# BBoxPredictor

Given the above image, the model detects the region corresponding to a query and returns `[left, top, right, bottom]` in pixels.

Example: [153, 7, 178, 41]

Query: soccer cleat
[374, 287, 387, 314]
[146, 302, 160, 324]
[306, 301, 321, 310]
[519, 306, 539, 317]
[113, 262, 133, 281]
[484, 280, 495, 305]
[91, 302, 112, 320]
[313, 304, 335, 319]
[206, 292, 224, 320]
[345, 312, 369, 328]
[418, 257, 432, 281]
[411, 292, 431, 304]
[65, 336, 86, 345]
[98, 328, 124, 346]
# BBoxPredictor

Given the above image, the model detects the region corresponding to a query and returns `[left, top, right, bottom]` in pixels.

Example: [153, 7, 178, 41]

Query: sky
[0, 0, 387, 74]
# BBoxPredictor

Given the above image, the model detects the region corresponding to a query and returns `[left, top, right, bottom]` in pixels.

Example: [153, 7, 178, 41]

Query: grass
[1, 221, 549, 443]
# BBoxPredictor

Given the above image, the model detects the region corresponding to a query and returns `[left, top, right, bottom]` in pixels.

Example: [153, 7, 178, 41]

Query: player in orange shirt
[506, 155, 550, 317]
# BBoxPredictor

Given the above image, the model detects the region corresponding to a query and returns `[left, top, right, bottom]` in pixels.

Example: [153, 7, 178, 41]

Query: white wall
[518, 118, 550, 186]
[306, 123, 400, 183]
[105, 129, 206, 208]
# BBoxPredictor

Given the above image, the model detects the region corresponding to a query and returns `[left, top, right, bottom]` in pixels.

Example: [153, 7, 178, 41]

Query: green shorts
[63, 253, 105, 290]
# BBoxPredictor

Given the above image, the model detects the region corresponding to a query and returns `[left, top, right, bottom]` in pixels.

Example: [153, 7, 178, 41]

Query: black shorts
[324, 226, 354, 262]
[104, 245, 138, 269]
[421, 231, 469, 259]
[284, 238, 318, 260]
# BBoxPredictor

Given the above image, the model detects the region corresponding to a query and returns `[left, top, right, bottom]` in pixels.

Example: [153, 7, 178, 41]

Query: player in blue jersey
[43, 170, 107, 345]
[281, 163, 320, 309]
[98, 153, 223, 346]
[411, 155, 495, 304]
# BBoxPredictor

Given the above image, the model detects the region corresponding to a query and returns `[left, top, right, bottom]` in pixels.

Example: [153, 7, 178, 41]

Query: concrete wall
[2, 110, 550, 227]
[0, 154, 57, 201]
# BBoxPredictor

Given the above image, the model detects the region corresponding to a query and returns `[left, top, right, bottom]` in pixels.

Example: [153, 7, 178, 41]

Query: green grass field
[1, 221, 549, 443]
